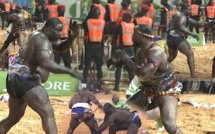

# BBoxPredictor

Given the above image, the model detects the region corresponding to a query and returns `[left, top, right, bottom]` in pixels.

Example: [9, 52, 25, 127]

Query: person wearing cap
[46, 0, 58, 18]
[104, 0, 120, 35]
[158, 0, 174, 37]
[134, 4, 152, 27]
[95, 102, 142, 134]
[67, 83, 103, 134]
[53, 4, 73, 69]
[116, 0, 132, 25]
[113, 24, 184, 134]
[111, 11, 135, 92]
[142, 0, 154, 21]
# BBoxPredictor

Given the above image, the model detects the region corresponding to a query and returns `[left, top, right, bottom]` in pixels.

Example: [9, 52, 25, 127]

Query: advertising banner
[0, 71, 79, 96]
[187, 33, 205, 46]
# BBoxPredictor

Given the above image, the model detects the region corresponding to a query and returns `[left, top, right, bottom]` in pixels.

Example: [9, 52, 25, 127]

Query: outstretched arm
[176, 15, 196, 36]
[188, 17, 204, 27]
[114, 48, 162, 80]
[96, 114, 116, 133]
[36, 40, 83, 79]
[88, 93, 103, 109]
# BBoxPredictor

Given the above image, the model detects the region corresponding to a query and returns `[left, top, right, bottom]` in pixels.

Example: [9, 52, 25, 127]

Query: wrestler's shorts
[167, 30, 186, 49]
[131, 111, 142, 127]
[71, 107, 94, 122]
[6, 73, 40, 98]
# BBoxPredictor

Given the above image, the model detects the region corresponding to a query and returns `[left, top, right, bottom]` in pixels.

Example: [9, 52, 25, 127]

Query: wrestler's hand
[114, 49, 130, 62]
[192, 34, 199, 41]
[70, 70, 83, 81]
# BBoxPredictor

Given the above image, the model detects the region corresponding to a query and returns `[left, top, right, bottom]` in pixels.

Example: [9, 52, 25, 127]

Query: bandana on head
[134, 25, 154, 38]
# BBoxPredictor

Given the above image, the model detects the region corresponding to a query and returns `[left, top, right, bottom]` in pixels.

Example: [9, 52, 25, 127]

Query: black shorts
[6, 73, 41, 98]
[167, 30, 186, 49]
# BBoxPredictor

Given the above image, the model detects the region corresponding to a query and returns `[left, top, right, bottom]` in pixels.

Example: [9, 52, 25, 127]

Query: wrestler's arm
[122, 48, 162, 80]
[188, 17, 205, 27]
[68, 94, 77, 109]
[88, 93, 103, 108]
[176, 15, 196, 36]
[35, 40, 82, 79]
[96, 114, 116, 132]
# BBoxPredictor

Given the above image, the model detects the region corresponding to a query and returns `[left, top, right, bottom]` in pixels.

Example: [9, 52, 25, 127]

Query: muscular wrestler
[0, 17, 82, 134]
[114, 24, 184, 134]
[95, 102, 141, 134]
[0, 5, 31, 53]
[67, 83, 103, 134]
[167, 4, 209, 78]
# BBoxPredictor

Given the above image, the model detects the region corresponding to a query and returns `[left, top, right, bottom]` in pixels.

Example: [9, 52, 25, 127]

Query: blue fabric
[132, 115, 140, 124]
[72, 107, 85, 115]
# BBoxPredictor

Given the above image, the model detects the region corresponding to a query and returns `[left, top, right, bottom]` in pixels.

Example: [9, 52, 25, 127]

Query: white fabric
[72, 103, 91, 109]
[78, 80, 87, 90]
[126, 75, 139, 96]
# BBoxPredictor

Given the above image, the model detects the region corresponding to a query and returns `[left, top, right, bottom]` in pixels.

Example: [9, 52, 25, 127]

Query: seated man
[67, 83, 103, 134]
[96, 103, 142, 134]
[110, 93, 130, 110]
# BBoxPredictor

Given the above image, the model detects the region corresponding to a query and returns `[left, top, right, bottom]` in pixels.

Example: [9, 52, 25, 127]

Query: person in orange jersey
[134, 4, 152, 27]
[104, 0, 120, 35]
[189, 0, 203, 34]
[54, 4, 73, 69]
[204, 0, 215, 43]
[116, 0, 132, 25]
[46, 0, 58, 18]
[111, 12, 135, 92]
[82, 7, 106, 87]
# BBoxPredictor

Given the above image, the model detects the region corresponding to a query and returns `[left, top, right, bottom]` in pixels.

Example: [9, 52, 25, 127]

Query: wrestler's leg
[0, 97, 27, 134]
[66, 118, 81, 134]
[177, 40, 195, 77]
[167, 47, 178, 63]
[113, 62, 123, 91]
[157, 96, 184, 134]
[84, 118, 98, 134]
[127, 123, 139, 134]
[23, 85, 57, 134]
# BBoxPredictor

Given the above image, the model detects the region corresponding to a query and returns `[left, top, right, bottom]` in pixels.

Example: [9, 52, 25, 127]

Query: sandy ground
[0, 30, 215, 134]
[0, 93, 215, 134]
